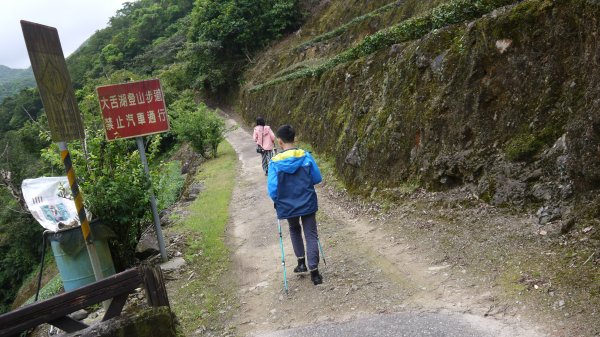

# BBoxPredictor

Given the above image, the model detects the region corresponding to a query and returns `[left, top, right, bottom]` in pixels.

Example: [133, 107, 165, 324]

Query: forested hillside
[0, 0, 305, 313]
[0, 65, 35, 103]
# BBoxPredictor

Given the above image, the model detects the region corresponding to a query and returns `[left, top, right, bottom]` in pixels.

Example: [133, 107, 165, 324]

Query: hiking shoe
[294, 257, 308, 273]
[310, 269, 323, 285]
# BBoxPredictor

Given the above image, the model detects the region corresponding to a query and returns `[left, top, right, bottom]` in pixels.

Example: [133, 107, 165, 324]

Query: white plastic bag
[21, 177, 82, 232]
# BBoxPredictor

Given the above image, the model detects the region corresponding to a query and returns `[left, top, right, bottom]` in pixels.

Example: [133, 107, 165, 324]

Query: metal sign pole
[135, 137, 168, 262]
[58, 141, 104, 281]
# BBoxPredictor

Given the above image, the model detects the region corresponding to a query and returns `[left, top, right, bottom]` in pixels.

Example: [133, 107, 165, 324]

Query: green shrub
[154, 160, 185, 210]
[170, 94, 225, 158]
[40, 72, 168, 271]
[41, 131, 153, 271]
[23, 274, 63, 306]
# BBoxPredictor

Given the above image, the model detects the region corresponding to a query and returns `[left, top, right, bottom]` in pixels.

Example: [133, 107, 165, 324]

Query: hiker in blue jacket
[268, 124, 323, 285]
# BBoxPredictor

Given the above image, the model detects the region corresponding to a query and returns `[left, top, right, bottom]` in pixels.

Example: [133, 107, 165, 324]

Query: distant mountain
[0, 65, 36, 103]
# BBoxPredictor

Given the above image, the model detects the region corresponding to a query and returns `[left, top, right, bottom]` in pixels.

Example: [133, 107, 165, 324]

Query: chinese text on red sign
[96, 79, 169, 141]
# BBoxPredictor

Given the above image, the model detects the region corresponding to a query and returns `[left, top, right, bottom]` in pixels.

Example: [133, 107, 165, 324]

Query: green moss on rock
[241, 0, 600, 219]
[251, 0, 519, 92]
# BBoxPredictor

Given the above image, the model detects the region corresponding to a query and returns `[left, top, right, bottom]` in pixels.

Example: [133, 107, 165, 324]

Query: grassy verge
[169, 140, 238, 336]
[250, 0, 517, 92]
[155, 160, 185, 210]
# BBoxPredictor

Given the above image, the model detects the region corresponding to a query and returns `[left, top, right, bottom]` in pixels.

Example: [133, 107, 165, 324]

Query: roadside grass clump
[387, 178, 422, 198]
[251, 0, 518, 92]
[315, 153, 346, 191]
[154, 160, 185, 211]
[504, 133, 542, 162]
[169, 141, 237, 335]
[11, 254, 60, 309]
[22, 274, 63, 306]
[294, 0, 404, 51]
[270, 58, 328, 80]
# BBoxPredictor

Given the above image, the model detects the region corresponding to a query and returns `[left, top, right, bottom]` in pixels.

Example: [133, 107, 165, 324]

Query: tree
[0, 88, 43, 133]
[186, 0, 303, 92]
[0, 131, 46, 313]
[100, 44, 124, 70]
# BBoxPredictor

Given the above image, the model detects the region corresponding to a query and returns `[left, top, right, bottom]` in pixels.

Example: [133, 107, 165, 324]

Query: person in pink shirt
[253, 116, 276, 175]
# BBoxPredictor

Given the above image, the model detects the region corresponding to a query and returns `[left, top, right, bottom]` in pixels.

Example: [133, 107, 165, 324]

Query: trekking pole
[317, 237, 327, 266]
[316, 222, 327, 266]
[277, 218, 289, 294]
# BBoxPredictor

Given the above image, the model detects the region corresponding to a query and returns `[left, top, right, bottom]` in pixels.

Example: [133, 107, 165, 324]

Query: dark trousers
[261, 150, 274, 174]
[287, 212, 319, 270]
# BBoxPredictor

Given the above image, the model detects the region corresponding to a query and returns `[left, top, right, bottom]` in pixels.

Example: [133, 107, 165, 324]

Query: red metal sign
[96, 79, 169, 141]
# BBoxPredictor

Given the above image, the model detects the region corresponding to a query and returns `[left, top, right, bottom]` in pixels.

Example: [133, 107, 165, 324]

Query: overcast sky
[1, 0, 129, 69]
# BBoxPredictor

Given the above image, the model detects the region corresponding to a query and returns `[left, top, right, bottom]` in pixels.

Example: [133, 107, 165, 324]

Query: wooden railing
[0, 264, 169, 337]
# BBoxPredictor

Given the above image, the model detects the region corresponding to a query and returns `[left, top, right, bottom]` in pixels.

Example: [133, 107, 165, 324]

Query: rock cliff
[240, 0, 600, 229]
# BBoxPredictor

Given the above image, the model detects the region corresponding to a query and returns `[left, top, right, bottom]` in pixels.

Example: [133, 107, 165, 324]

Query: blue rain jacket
[268, 149, 322, 219]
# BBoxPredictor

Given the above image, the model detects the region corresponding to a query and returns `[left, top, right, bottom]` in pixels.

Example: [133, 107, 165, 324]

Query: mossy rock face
[241, 0, 600, 219]
[244, 0, 450, 85]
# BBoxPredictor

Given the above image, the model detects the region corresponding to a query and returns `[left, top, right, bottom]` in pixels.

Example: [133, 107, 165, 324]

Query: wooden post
[141, 264, 170, 308]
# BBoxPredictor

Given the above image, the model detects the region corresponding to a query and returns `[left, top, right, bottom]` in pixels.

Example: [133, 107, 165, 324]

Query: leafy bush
[41, 130, 153, 271]
[170, 93, 225, 158]
[158, 63, 190, 102]
[23, 274, 63, 306]
[0, 202, 43, 313]
[0, 88, 43, 133]
[40, 72, 168, 271]
[0, 129, 49, 303]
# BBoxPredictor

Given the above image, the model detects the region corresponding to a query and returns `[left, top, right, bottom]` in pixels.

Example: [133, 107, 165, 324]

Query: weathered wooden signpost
[20, 21, 104, 282]
[96, 79, 169, 262]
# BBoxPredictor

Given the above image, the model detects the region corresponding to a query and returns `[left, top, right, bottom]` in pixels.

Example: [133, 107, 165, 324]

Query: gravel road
[222, 113, 544, 337]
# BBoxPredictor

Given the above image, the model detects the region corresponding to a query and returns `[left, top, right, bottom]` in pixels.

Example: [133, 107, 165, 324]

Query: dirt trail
[223, 115, 545, 337]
